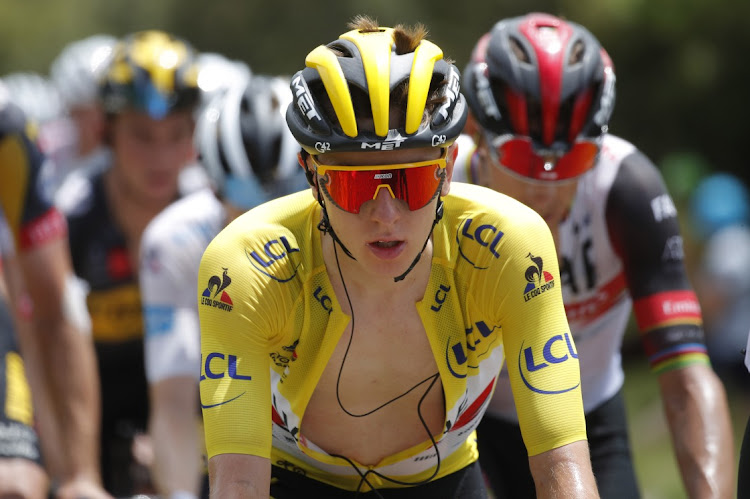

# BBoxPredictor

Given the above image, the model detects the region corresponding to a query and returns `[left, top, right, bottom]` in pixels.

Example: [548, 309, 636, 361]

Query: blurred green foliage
[3, 0, 749, 189]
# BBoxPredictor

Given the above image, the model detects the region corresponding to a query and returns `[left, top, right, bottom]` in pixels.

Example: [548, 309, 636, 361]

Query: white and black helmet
[1, 72, 65, 125]
[195, 52, 253, 108]
[50, 34, 117, 110]
[196, 73, 303, 209]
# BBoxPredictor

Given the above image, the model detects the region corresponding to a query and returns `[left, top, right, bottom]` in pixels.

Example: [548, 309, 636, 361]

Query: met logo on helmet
[361, 131, 406, 150]
[292, 75, 321, 122]
[435, 66, 461, 123]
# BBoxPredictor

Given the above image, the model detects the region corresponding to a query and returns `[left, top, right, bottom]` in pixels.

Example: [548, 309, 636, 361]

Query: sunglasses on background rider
[310, 149, 447, 214]
[483, 131, 600, 183]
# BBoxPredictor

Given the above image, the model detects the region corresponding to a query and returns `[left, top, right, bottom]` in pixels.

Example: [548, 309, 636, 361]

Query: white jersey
[455, 133, 707, 419]
[140, 188, 226, 382]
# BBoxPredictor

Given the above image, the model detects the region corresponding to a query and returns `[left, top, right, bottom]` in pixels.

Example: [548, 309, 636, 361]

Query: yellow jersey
[198, 182, 586, 491]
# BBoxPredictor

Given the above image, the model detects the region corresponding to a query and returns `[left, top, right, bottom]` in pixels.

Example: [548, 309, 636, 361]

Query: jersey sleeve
[198, 217, 295, 459]
[140, 220, 201, 383]
[605, 152, 708, 374]
[477, 203, 587, 456]
[0, 103, 66, 251]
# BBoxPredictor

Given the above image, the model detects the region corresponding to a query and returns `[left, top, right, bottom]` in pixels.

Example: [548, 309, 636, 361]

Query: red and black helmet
[463, 13, 615, 149]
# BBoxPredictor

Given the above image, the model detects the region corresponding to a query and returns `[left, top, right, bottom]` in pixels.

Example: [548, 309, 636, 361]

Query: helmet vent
[509, 38, 530, 64]
[328, 42, 354, 59]
[569, 41, 585, 65]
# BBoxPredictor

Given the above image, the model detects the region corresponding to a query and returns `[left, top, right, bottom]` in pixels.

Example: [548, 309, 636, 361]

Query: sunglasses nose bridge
[364, 184, 403, 220]
[373, 183, 396, 201]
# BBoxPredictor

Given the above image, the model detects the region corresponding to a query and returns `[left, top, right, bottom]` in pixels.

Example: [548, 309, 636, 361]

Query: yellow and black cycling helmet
[286, 24, 468, 154]
[100, 30, 200, 119]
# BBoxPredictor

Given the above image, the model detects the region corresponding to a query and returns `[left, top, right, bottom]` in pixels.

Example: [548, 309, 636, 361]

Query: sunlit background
[2, 0, 748, 496]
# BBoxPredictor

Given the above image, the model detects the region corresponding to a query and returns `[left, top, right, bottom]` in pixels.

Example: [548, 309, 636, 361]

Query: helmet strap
[316, 188, 357, 261]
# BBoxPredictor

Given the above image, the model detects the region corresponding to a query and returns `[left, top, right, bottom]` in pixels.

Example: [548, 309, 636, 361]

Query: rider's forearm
[209, 454, 271, 499]
[39, 317, 102, 483]
[149, 382, 202, 497]
[150, 421, 202, 498]
[529, 440, 600, 498]
[660, 364, 735, 498]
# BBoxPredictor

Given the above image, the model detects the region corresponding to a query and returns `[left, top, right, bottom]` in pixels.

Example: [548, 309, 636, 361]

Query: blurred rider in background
[55, 30, 202, 496]
[140, 67, 304, 499]
[458, 12, 734, 498]
[0, 83, 109, 498]
[48, 34, 117, 194]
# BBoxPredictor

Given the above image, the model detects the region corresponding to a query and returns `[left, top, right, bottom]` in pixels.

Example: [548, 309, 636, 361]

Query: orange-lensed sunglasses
[484, 132, 599, 183]
[310, 150, 447, 214]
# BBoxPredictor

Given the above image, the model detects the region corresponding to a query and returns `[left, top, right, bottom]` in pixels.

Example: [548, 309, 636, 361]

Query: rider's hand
[55, 477, 113, 499]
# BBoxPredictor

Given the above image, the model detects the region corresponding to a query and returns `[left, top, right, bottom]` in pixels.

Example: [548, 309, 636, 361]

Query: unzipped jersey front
[198, 182, 587, 491]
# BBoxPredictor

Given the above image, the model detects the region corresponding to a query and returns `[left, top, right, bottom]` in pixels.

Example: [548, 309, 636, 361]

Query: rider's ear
[298, 150, 316, 188]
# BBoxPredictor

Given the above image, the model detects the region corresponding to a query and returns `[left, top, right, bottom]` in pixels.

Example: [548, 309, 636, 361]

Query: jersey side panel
[141, 189, 224, 382]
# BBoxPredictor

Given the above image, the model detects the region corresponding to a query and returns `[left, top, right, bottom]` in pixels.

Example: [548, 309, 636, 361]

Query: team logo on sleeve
[518, 334, 580, 395]
[523, 253, 555, 302]
[456, 217, 504, 269]
[201, 268, 234, 312]
[246, 235, 301, 283]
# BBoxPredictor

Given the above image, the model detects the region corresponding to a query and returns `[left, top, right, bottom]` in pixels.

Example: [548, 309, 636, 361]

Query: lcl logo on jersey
[313, 286, 333, 314]
[446, 320, 499, 378]
[200, 352, 252, 381]
[523, 253, 555, 302]
[456, 218, 504, 269]
[518, 333, 580, 395]
[246, 235, 301, 283]
[200, 352, 251, 409]
[201, 268, 233, 312]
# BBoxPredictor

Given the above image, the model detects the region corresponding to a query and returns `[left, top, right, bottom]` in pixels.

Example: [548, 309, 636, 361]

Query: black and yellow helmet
[286, 24, 467, 154]
[100, 30, 200, 119]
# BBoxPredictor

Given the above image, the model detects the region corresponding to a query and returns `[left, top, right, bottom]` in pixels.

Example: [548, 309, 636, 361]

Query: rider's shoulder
[143, 188, 222, 251]
[53, 165, 104, 217]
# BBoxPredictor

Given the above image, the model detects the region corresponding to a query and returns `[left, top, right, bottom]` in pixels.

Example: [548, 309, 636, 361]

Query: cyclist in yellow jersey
[198, 17, 599, 498]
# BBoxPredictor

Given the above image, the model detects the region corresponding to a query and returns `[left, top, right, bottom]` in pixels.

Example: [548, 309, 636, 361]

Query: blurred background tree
[2, 0, 749, 187]
[2, 1, 747, 497]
